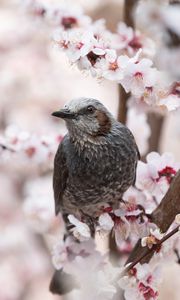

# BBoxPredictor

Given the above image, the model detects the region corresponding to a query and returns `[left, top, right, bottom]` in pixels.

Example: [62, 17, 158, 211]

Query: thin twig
[124, 226, 179, 273]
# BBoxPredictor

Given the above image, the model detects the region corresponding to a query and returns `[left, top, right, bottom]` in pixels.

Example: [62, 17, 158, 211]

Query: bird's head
[52, 98, 114, 139]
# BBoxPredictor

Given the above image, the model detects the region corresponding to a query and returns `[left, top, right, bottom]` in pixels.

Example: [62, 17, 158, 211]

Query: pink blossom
[141, 228, 164, 249]
[64, 250, 119, 300]
[94, 50, 124, 80]
[68, 214, 91, 241]
[53, 28, 96, 62]
[119, 58, 158, 97]
[136, 152, 179, 202]
[117, 22, 134, 50]
[119, 263, 161, 300]
[116, 22, 155, 57]
[0, 125, 60, 171]
[98, 212, 114, 232]
[123, 186, 155, 214]
[107, 200, 150, 247]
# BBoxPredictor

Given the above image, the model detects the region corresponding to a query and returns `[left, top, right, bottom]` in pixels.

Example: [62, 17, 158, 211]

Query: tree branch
[126, 170, 180, 266]
[124, 225, 179, 273]
[117, 0, 138, 124]
[117, 86, 130, 124]
[145, 113, 164, 155]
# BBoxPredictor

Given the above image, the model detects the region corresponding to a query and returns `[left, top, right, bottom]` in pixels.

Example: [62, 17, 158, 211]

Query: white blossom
[141, 228, 164, 248]
[68, 214, 91, 241]
[136, 152, 179, 202]
[98, 213, 114, 232]
[119, 263, 162, 300]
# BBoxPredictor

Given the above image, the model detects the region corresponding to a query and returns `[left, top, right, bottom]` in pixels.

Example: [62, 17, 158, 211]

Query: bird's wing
[53, 136, 69, 215]
[118, 124, 140, 160]
[128, 129, 140, 160]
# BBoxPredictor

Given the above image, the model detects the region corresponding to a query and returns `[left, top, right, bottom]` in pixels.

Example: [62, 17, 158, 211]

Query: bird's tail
[49, 269, 78, 295]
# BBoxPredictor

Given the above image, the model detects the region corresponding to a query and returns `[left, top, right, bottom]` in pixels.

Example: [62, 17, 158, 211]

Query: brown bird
[52, 97, 139, 234]
[50, 97, 140, 294]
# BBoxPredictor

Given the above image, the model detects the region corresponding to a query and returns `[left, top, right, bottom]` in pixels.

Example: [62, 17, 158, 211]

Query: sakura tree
[0, 0, 180, 300]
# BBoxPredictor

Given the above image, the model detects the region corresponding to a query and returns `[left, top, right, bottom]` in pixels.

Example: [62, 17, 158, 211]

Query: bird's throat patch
[95, 110, 111, 135]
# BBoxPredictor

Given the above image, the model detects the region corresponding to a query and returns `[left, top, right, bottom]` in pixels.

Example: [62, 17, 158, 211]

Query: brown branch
[117, 86, 130, 124]
[151, 170, 180, 231]
[124, 0, 138, 27]
[126, 170, 180, 265]
[145, 113, 164, 155]
[144, 1, 180, 156]
[117, 0, 138, 124]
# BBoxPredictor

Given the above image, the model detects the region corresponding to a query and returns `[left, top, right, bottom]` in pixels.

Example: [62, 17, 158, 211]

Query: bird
[51, 97, 140, 232]
[50, 97, 140, 294]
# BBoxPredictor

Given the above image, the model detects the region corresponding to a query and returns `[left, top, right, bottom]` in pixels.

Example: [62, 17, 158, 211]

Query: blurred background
[0, 0, 180, 300]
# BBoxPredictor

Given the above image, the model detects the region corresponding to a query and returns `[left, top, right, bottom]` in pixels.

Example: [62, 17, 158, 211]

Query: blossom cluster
[51, 235, 163, 300]
[136, 152, 180, 203]
[52, 236, 121, 300]
[0, 124, 62, 171]
[25, 0, 180, 112]
[119, 263, 161, 300]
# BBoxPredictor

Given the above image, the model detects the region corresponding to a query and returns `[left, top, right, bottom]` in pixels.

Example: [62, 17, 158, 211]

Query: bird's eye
[87, 105, 95, 113]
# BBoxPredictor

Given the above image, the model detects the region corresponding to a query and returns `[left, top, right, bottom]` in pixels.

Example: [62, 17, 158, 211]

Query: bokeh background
[0, 1, 180, 299]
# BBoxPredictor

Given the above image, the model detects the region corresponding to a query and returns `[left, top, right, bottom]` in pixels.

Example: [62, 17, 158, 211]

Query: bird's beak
[52, 109, 76, 119]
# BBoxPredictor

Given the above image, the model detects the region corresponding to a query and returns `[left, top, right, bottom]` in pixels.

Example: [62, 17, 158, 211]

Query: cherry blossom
[52, 236, 97, 271]
[116, 22, 155, 57]
[23, 0, 180, 112]
[119, 58, 158, 97]
[119, 263, 161, 300]
[53, 28, 96, 63]
[98, 200, 151, 249]
[68, 214, 91, 241]
[98, 212, 114, 233]
[0, 125, 61, 170]
[64, 250, 119, 300]
[136, 152, 180, 202]
[123, 186, 156, 215]
[141, 228, 164, 249]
